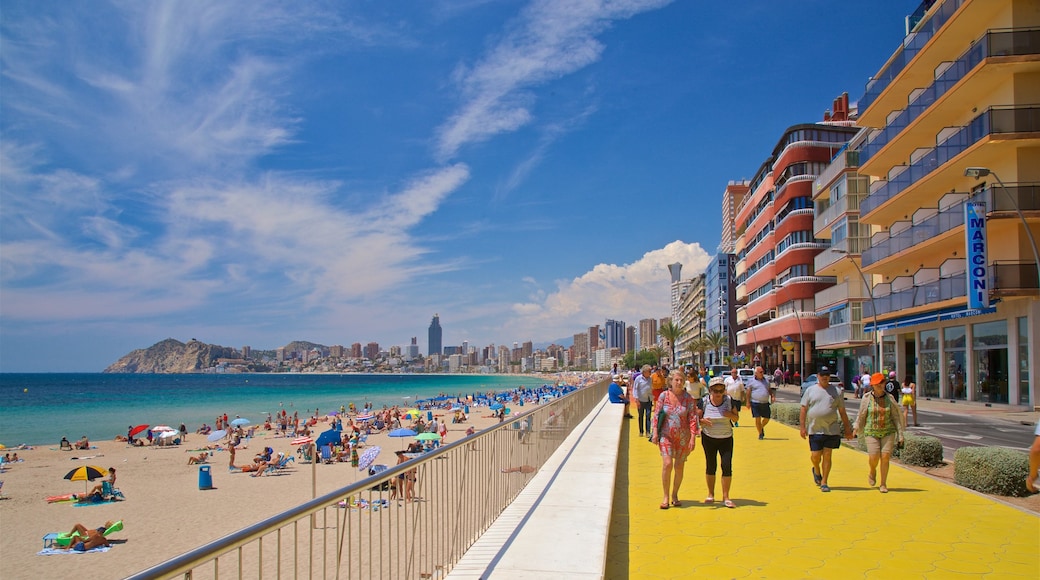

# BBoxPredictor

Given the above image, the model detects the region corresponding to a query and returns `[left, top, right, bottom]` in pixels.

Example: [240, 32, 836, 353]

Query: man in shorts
[746, 366, 773, 440]
[799, 366, 853, 492]
[724, 368, 745, 427]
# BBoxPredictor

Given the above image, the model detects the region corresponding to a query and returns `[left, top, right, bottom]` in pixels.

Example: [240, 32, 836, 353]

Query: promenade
[606, 411, 1039, 578]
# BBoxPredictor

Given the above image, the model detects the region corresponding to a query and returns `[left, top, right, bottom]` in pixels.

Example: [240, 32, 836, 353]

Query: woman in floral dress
[651, 370, 699, 508]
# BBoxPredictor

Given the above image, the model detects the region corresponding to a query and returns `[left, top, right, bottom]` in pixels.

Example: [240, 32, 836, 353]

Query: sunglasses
[710, 388, 726, 394]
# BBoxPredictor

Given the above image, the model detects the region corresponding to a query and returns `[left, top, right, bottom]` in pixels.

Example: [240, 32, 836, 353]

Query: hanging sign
[964, 202, 989, 309]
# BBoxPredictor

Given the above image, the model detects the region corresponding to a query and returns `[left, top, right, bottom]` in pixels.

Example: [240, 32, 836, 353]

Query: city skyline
[0, 1, 907, 371]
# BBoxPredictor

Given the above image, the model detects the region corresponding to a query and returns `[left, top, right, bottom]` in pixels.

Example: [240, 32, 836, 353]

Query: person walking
[633, 365, 654, 438]
[853, 372, 906, 493]
[700, 377, 738, 507]
[799, 367, 853, 492]
[724, 368, 745, 427]
[651, 370, 699, 509]
[901, 374, 919, 426]
[883, 371, 901, 402]
[747, 366, 773, 440]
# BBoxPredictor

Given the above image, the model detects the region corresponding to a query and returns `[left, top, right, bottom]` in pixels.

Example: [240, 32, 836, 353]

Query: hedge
[953, 446, 1031, 497]
[770, 403, 801, 426]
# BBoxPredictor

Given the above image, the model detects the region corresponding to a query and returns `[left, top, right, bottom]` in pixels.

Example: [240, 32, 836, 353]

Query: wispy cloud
[435, 0, 672, 159]
[502, 240, 710, 340]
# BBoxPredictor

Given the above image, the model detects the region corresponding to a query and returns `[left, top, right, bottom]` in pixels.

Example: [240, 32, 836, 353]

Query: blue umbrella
[230, 418, 250, 427]
[388, 428, 417, 438]
[315, 429, 341, 448]
[489, 403, 504, 410]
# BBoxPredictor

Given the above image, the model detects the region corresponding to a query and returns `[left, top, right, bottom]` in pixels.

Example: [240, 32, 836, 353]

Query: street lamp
[964, 167, 1040, 293]
[834, 248, 881, 374]
[791, 306, 804, 385]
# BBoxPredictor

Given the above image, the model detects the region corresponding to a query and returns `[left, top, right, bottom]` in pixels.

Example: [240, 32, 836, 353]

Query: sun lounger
[320, 445, 333, 464]
[47, 520, 123, 549]
[264, 455, 294, 475]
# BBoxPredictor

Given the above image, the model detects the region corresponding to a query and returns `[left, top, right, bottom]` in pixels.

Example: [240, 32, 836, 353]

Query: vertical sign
[965, 201, 989, 309]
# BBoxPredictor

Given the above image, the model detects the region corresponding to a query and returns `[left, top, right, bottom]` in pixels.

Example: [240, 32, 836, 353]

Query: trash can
[198, 465, 213, 490]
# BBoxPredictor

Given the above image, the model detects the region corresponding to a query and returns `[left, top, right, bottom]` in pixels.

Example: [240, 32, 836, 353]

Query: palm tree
[687, 337, 707, 368]
[704, 330, 727, 365]
[657, 321, 684, 366]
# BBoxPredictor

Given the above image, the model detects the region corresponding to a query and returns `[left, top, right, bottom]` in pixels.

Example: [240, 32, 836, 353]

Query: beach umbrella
[416, 433, 441, 441]
[388, 428, 417, 438]
[403, 409, 421, 418]
[64, 465, 106, 493]
[315, 429, 340, 449]
[230, 418, 250, 427]
[207, 430, 227, 442]
[158, 430, 178, 438]
[129, 424, 149, 438]
[357, 446, 381, 471]
[290, 436, 313, 446]
[152, 425, 173, 433]
[356, 414, 374, 421]
[489, 403, 504, 410]
[327, 410, 339, 416]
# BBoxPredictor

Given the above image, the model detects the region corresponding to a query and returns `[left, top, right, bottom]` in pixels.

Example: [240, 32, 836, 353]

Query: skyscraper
[428, 314, 442, 356]
[604, 319, 626, 353]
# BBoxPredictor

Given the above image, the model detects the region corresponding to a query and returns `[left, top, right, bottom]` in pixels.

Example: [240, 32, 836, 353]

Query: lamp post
[834, 247, 881, 373]
[964, 167, 1040, 293]
[792, 306, 804, 385]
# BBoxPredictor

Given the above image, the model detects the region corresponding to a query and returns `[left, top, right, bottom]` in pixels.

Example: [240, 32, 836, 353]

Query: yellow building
[852, 0, 1039, 405]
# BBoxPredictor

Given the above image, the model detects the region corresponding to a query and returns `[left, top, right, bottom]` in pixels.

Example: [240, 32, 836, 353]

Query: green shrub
[898, 433, 944, 467]
[770, 403, 801, 426]
[953, 446, 1031, 497]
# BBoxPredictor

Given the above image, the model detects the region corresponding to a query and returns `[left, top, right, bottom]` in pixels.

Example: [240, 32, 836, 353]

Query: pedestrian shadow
[822, 486, 927, 493]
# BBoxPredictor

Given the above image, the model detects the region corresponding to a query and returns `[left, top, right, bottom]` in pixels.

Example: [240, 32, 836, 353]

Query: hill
[104, 338, 240, 373]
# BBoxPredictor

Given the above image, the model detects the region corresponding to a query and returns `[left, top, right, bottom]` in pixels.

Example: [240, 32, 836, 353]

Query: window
[920, 329, 939, 397]
[1019, 317, 1030, 405]
[973, 320, 1008, 403]
[944, 326, 966, 400]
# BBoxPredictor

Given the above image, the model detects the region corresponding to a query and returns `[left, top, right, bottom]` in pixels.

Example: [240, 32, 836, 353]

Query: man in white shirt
[746, 366, 774, 440]
[724, 368, 745, 427]
[632, 365, 653, 438]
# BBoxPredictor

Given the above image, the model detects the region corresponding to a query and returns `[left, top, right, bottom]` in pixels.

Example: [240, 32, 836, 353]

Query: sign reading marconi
[965, 202, 989, 309]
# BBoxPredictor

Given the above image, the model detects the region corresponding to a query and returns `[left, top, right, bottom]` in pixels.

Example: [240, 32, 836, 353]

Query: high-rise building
[364, 342, 380, 359]
[604, 319, 626, 353]
[428, 314, 442, 356]
[639, 318, 658, 351]
[587, 326, 600, 352]
[676, 273, 705, 366]
[242, 346, 251, 360]
[847, 0, 1039, 405]
[351, 343, 362, 358]
[667, 263, 684, 323]
[625, 325, 637, 355]
[734, 99, 858, 372]
[720, 181, 750, 253]
[407, 337, 419, 359]
[705, 254, 736, 365]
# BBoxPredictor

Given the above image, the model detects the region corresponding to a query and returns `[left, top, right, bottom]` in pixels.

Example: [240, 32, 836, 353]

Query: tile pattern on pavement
[606, 416, 1039, 579]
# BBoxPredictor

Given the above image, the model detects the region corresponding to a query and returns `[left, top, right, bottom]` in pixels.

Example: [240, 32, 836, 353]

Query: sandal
[879, 486, 888, 493]
[820, 484, 831, 492]
[659, 502, 670, 509]
[723, 500, 735, 508]
[868, 474, 876, 487]
[704, 496, 714, 504]
[671, 499, 682, 507]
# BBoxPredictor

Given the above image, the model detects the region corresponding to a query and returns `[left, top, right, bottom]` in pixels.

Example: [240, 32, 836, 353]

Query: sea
[0, 373, 550, 447]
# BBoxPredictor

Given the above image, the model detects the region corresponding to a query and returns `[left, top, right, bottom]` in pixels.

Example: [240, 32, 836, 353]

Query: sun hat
[708, 376, 726, 388]
[871, 372, 886, 385]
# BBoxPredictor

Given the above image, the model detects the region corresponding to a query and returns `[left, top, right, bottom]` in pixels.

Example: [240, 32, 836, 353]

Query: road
[773, 387, 1036, 461]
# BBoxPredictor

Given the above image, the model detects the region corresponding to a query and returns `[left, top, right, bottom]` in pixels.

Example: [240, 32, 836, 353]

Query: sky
[0, 0, 912, 372]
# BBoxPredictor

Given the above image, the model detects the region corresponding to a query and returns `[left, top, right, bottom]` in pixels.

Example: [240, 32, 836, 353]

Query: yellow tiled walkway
[606, 416, 1039, 578]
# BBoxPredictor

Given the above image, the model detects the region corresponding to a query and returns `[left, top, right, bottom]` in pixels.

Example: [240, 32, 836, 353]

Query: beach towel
[38, 546, 111, 555]
[73, 497, 120, 507]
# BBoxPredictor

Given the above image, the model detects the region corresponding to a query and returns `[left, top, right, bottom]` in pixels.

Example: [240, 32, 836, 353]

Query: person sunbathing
[60, 522, 113, 551]
[74, 436, 90, 450]
[187, 452, 209, 465]
[86, 467, 116, 497]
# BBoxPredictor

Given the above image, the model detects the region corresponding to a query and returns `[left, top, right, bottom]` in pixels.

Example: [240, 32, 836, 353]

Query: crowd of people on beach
[610, 360, 919, 508]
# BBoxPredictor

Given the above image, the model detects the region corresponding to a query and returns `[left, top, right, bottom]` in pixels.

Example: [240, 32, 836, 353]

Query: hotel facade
[849, 0, 1039, 405]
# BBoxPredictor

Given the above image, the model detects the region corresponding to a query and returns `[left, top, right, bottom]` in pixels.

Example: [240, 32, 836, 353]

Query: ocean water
[0, 373, 549, 447]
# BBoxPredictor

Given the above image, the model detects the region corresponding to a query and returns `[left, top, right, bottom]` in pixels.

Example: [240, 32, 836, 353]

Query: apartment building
[676, 272, 706, 366]
[734, 102, 859, 373]
[853, 0, 1039, 405]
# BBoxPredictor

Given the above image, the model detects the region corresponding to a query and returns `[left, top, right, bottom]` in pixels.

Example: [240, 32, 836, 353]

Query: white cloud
[435, 0, 672, 159]
[503, 240, 710, 340]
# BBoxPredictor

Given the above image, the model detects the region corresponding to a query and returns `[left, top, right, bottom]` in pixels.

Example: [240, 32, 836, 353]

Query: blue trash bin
[198, 465, 213, 490]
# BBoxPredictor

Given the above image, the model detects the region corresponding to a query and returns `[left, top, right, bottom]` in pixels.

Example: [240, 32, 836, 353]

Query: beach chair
[101, 481, 125, 500]
[59, 439, 73, 451]
[264, 455, 294, 475]
[0, 481, 4, 498]
[320, 445, 333, 464]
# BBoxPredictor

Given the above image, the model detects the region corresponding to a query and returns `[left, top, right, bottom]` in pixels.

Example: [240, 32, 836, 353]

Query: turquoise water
[0, 373, 548, 447]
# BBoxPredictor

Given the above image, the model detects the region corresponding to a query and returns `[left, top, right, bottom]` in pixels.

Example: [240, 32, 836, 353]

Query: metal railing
[127, 379, 609, 580]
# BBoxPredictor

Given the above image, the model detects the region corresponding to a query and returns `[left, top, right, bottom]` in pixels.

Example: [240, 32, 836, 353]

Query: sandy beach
[0, 399, 549, 579]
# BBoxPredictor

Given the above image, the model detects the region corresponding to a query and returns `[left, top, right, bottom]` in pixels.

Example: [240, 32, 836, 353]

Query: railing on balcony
[992, 261, 1040, 293]
[860, 106, 1040, 218]
[816, 322, 870, 347]
[864, 272, 967, 318]
[814, 192, 863, 234]
[815, 281, 867, 311]
[861, 28, 1040, 165]
[987, 184, 1040, 212]
[126, 381, 609, 580]
[859, 0, 967, 114]
[815, 150, 861, 194]
[814, 237, 869, 272]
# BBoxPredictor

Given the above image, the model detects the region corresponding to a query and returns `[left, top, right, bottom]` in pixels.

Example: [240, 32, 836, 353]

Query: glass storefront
[1018, 317, 1030, 405]
[882, 337, 897, 375]
[944, 326, 966, 400]
[972, 320, 1008, 403]
[920, 329, 939, 398]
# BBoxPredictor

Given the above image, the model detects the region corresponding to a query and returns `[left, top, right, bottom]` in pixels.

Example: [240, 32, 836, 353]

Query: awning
[864, 305, 996, 333]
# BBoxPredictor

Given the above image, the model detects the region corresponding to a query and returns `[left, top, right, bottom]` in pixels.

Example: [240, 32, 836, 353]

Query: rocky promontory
[104, 338, 240, 373]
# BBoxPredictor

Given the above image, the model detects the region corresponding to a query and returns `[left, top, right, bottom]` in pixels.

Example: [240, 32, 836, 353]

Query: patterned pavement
[606, 414, 1039, 578]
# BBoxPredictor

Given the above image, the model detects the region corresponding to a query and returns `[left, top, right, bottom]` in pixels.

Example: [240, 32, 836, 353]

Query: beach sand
[0, 404, 534, 579]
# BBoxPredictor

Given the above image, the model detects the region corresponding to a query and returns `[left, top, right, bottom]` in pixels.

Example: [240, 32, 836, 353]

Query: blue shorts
[750, 402, 771, 418]
[73, 541, 86, 552]
[809, 434, 842, 451]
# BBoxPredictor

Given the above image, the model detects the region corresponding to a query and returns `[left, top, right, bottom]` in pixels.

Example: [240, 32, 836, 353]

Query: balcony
[861, 185, 1040, 268]
[814, 192, 863, 236]
[861, 28, 1040, 166]
[815, 281, 867, 312]
[816, 322, 870, 348]
[863, 272, 966, 318]
[814, 237, 868, 273]
[814, 149, 860, 196]
[860, 106, 1040, 219]
[859, 0, 967, 115]
[992, 261, 1040, 296]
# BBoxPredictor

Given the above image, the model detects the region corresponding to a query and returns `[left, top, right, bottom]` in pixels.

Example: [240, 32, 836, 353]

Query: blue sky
[0, 1, 910, 372]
